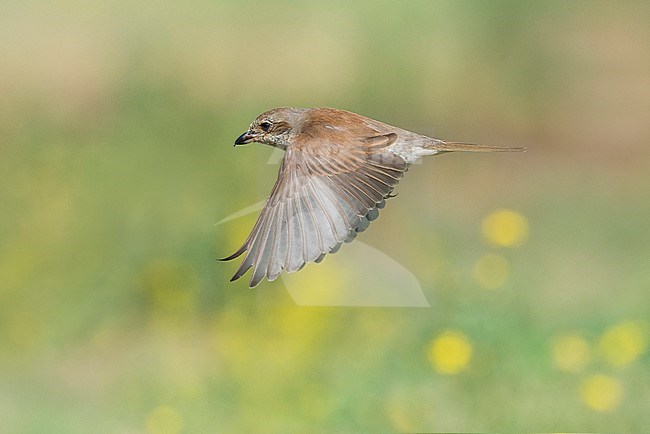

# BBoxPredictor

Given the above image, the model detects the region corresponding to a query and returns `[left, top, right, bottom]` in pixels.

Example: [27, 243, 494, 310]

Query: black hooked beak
[234, 131, 255, 146]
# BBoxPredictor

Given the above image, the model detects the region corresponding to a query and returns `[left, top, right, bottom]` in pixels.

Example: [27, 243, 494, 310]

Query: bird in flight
[221, 107, 525, 287]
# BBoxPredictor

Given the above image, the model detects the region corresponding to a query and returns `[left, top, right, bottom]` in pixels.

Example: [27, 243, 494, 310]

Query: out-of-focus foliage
[1, 0, 649, 432]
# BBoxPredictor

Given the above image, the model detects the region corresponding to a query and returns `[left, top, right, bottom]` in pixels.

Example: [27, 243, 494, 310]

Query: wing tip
[229, 269, 263, 289]
[229, 260, 253, 282]
[219, 245, 248, 262]
[248, 276, 263, 288]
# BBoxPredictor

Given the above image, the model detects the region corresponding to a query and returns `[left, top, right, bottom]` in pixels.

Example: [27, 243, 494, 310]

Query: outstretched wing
[220, 132, 408, 287]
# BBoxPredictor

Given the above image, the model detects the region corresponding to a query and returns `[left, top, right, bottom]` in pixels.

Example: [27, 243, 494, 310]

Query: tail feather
[427, 141, 526, 153]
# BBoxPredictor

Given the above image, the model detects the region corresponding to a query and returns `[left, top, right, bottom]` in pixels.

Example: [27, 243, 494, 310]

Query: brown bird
[221, 107, 525, 287]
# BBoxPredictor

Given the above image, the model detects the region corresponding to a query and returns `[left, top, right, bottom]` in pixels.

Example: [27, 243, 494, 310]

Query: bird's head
[234, 107, 306, 150]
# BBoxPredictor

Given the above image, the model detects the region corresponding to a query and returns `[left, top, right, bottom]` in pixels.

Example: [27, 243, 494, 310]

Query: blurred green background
[1, 0, 649, 432]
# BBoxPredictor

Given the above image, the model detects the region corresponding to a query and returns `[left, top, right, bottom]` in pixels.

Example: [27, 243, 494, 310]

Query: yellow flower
[579, 374, 623, 411]
[428, 330, 473, 374]
[473, 253, 509, 289]
[481, 209, 529, 247]
[551, 333, 591, 373]
[146, 405, 184, 434]
[598, 321, 648, 367]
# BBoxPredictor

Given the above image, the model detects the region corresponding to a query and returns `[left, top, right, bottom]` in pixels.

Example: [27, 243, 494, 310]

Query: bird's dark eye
[260, 121, 271, 132]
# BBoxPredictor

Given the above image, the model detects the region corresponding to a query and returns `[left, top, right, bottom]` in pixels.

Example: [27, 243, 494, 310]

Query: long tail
[426, 141, 526, 153]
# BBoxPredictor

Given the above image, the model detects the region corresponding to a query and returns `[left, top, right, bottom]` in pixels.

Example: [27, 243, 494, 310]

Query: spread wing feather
[221, 134, 408, 287]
